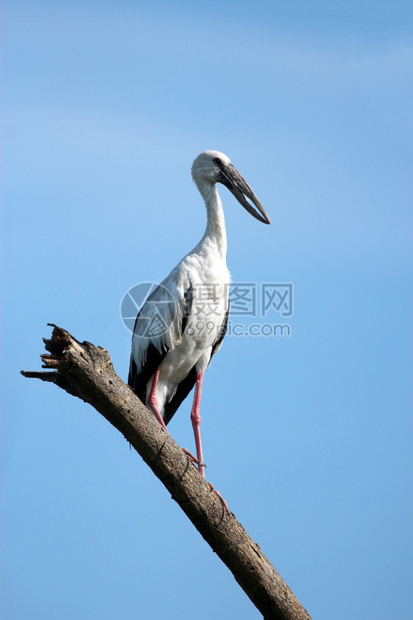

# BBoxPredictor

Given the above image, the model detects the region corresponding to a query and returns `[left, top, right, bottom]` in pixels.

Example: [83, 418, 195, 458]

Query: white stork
[128, 150, 270, 477]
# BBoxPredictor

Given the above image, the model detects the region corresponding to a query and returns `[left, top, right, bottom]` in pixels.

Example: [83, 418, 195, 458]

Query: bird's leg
[190, 373, 205, 477]
[147, 367, 168, 432]
[189, 373, 230, 513]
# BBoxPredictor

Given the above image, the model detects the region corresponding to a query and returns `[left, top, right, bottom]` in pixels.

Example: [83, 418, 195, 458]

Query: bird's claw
[182, 447, 206, 469]
[208, 482, 230, 514]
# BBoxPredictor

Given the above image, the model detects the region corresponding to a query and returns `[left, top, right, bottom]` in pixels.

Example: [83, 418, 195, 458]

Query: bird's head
[191, 150, 270, 225]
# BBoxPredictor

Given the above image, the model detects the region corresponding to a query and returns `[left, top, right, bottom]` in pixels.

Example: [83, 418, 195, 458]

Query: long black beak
[215, 158, 271, 225]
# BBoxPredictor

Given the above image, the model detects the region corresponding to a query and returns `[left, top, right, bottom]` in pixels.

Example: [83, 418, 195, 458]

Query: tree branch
[21, 325, 311, 620]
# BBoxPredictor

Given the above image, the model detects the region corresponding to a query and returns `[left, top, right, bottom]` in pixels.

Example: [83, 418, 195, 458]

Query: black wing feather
[128, 341, 166, 404]
[162, 366, 197, 426]
[210, 300, 230, 360]
[128, 283, 195, 419]
[181, 284, 194, 334]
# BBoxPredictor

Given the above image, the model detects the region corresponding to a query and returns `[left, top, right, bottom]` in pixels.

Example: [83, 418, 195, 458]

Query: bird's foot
[182, 447, 206, 471]
[208, 482, 230, 514]
[183, 450, 229, 512]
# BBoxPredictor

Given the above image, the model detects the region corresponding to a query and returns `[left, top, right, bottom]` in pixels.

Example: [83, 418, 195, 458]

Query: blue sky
[2, 2, 412, 619]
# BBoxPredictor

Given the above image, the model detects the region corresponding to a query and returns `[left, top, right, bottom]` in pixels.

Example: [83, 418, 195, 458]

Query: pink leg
[147, 367, 168, 432]
[188, 374, 230, 513]
[191, 373, 205, 477]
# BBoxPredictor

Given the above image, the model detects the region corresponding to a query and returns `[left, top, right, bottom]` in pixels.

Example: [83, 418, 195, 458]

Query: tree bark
[21, 324, 311, 620]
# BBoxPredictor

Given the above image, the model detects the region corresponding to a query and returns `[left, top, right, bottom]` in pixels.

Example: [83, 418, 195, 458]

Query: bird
[128, 150, 270, 477]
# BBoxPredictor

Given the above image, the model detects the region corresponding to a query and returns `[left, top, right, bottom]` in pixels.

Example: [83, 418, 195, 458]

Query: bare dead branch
[21, 325, 311, 620]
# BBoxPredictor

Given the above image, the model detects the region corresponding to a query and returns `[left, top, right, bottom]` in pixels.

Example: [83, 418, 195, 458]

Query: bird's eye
[213, 157, 224, 173]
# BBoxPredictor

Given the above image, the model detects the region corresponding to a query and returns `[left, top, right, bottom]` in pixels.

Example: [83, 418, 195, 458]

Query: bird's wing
[128, 269, 193, 403]
[161, 366, 197, 426]
[210, 299, 230, 360]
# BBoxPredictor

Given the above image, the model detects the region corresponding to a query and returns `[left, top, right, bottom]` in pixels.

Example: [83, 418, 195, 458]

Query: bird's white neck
[199, 183, 227, 257]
